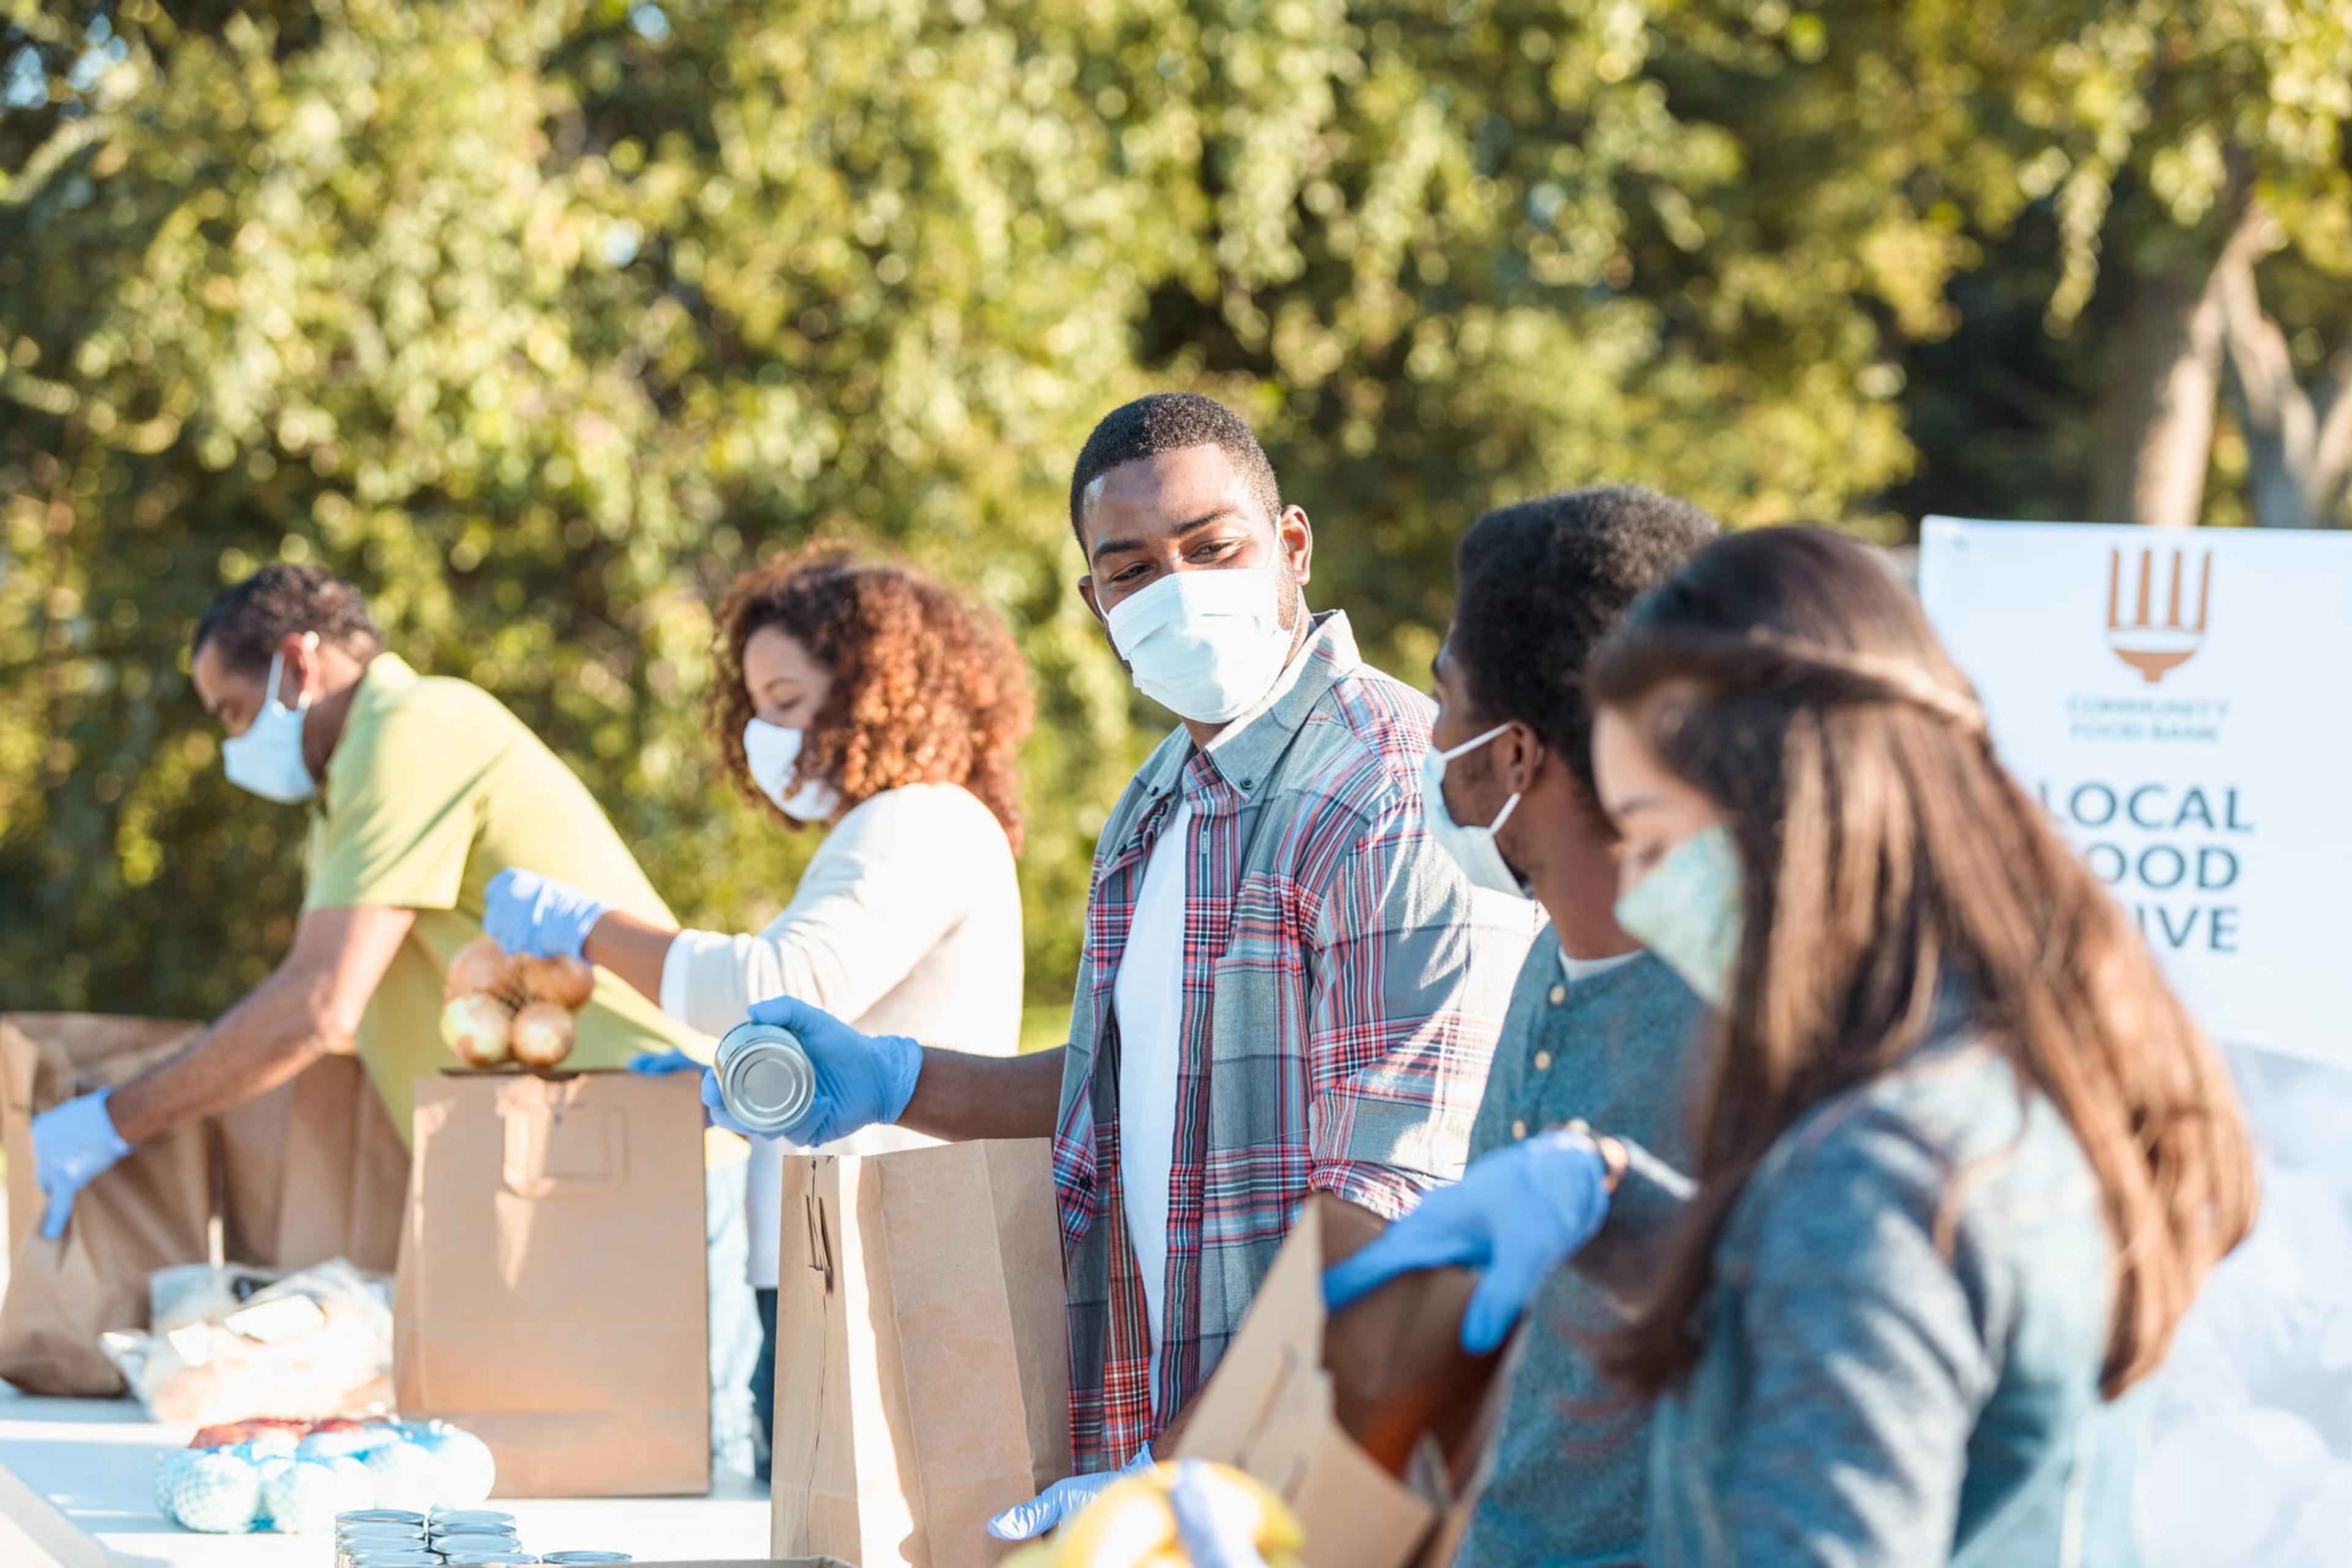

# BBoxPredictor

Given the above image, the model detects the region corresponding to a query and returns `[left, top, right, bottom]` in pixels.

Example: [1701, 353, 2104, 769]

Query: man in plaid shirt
[717, 393, 1534, 1531]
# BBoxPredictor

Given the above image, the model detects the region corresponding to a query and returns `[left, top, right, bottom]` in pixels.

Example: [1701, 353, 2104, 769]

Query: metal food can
[432, 1530, 524, 1551]
[343, 1553, 445, 1567]
[540, 1554, 634, 1563]
[339, 1509, 428, 1527]
[713, 1020, 816, 1133]
[439, 1555, 540, 1566]
[337, 1531, 429, 1565]
[431, 1508, 518, 1526]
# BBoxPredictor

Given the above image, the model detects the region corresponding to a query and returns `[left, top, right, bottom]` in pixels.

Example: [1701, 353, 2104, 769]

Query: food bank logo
[2106, 548, 2212, 685]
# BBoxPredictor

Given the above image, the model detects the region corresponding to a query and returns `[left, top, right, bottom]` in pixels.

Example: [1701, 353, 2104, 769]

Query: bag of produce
[100, 1257, 395, 1425]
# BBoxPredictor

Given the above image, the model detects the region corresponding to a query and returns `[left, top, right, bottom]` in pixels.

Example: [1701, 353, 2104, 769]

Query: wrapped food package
[154, 1415, 496, 1533]
[101, 1258, 394, 1426]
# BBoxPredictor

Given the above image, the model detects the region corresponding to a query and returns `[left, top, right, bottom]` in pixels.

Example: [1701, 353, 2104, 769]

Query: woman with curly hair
[483, 546, 1033, 1475]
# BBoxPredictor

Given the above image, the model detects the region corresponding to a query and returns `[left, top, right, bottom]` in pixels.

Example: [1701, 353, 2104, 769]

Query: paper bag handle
[802, 1182, 834, 1295]
[502, 1105, 628, 1199]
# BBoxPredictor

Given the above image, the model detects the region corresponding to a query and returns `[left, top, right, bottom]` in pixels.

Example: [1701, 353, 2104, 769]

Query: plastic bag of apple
[439, 937, 594, 1069]
[154, 1415, 497, 1534]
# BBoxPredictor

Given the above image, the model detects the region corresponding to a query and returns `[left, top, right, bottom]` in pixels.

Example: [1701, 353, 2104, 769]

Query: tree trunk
[2091, 247, 2231, 529]
[2217, 209, 2352, 530]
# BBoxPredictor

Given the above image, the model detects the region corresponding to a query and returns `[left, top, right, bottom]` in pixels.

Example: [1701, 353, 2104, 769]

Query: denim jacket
[1589, 1027, 2141, 1568]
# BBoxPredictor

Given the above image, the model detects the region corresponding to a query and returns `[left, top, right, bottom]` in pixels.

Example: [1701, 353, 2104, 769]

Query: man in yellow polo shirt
[29, 563, 699, 1230]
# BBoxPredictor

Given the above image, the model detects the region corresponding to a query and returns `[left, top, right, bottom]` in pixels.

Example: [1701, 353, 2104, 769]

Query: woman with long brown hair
[1331, 526, 2255, 1563]
[483, 546, 1033, 1479]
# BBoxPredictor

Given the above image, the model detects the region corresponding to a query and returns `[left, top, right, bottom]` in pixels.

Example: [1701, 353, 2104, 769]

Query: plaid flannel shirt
[1052, 611, 1537, 1472]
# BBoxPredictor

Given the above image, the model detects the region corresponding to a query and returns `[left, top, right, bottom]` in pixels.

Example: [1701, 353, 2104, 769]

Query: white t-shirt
[1559, 947, 1643, 985]
[1114, 799, 1191, 1362]
[657, 782, 1024, 1287]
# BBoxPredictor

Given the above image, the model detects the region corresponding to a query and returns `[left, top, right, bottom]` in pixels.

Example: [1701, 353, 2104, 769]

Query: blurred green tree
[4, 0, 2345, 1027]
[2, 0, 1160, 1017]
[1881, 0, 2352, 530]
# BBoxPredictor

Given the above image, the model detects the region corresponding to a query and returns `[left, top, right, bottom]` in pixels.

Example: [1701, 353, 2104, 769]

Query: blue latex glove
[482, 867, 611, 960]
[1168, 1458, 1273, 1568]
[986, 1444, 1155, 1541]
[627, 1049, 704, 1076]
[701, 995, 924, 1147]
[30, 1087, 134, 1241]
[698, 1068, 746, 1136]
[1322, 1129, 1612, 1354]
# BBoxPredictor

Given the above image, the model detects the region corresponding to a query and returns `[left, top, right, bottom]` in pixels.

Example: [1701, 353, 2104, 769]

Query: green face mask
[1613, 824, 1743, 1008]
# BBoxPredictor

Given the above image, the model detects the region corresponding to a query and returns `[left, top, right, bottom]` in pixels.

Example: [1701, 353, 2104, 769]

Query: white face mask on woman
[221, 635, 320, 804]
[742, 718, 843, 823]
[1104, 567, 1297, 725]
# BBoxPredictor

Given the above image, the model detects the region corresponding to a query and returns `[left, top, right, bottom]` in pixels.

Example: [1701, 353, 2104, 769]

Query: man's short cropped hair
[1451, 485, 1721, 802]
[193, 563, 383, 676]
[1067, 393, 1283, 547]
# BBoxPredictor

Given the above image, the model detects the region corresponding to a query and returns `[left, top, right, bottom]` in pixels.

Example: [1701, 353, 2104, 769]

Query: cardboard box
[1174, 1195, 1517, 1568]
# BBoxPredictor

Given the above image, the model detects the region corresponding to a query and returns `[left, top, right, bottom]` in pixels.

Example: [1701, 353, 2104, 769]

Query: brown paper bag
[394, 1069, 710, 1497]
[0, 1013, 211, 1396]
[1175, 1195, 1517, 1568]
[770, 1140, 1071, 1568]
[216, 1054, 409, 1273]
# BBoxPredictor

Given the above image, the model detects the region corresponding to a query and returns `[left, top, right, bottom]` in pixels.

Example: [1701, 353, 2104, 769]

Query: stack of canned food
[332, 1508, 635, 1565]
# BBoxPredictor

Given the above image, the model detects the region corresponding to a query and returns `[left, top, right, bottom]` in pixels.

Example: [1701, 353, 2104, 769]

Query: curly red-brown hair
[707, 548, 1034, 853]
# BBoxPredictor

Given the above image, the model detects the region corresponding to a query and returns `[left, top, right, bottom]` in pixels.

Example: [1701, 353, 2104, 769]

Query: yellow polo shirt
[303, 653, 700, 1138]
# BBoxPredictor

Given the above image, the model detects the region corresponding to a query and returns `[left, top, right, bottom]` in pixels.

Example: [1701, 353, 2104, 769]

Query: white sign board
[1919, 518, 2352, 1068]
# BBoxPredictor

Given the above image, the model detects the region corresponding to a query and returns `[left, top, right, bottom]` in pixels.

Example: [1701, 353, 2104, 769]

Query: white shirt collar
[1558, 946, 1643, 985]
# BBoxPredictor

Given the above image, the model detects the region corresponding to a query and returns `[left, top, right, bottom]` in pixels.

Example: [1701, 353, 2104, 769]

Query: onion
[508, 1002, 576, 1070]
[516, 955, 595, 1009]
[443, 938, 516, 1003]
[440, 994, 514, 1067]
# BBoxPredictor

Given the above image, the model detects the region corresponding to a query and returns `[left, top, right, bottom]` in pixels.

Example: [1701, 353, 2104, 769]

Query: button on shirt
[1052, 611, 1537, 1473]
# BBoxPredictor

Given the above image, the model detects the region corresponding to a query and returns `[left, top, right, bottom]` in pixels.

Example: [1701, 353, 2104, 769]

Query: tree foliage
[4, 0, 2348, 1021]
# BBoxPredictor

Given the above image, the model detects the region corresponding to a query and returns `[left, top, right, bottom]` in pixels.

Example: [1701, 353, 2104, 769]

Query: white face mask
[222, 639, 318, 804]
[1419, 723, 1531, 899]
[1104, 567, 1296, 725]
[742, 718, 842, 823]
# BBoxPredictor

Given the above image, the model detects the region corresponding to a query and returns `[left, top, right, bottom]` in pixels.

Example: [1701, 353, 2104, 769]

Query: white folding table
[0, 1385, 771, 1568]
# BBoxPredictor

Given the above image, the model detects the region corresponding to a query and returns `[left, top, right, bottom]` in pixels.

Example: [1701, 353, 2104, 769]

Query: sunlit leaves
[7, 0, 2343, 1020]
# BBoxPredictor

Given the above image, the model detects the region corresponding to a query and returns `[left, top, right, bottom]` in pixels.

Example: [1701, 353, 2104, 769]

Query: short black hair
[1067, 393, 1283, 547]
[193, 563, 383, 676]
[1450, 485, 1721, 801]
